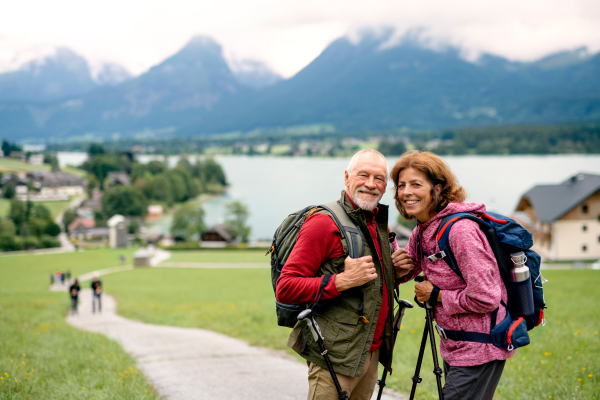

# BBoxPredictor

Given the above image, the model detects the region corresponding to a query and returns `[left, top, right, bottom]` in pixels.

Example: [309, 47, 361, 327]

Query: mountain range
[1, 32, 599, 142]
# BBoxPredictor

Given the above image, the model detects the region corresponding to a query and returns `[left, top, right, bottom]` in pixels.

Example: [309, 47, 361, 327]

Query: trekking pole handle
[413, 275, 434, 310]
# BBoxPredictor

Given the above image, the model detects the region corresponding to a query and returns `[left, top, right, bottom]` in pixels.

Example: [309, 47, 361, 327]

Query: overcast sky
[1, 0, 599, 78]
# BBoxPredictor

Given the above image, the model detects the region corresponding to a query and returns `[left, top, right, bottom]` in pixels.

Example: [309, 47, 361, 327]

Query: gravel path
[66, 288, 406, 400]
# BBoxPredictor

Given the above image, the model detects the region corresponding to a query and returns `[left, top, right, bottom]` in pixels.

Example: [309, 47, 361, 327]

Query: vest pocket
[321, 307, 360, 361]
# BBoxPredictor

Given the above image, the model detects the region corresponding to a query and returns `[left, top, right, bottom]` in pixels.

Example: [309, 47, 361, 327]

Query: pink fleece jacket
[399, 202, 515, 367]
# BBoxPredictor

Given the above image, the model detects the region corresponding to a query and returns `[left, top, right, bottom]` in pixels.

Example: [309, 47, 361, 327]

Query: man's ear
[344, 170, 350, 189]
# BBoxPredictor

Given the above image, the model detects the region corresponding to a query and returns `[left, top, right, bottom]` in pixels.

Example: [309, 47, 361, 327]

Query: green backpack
[268, 201, 365, 328]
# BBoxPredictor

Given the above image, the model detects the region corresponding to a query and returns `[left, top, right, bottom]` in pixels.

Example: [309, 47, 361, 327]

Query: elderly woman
[391, 150, 514, 400]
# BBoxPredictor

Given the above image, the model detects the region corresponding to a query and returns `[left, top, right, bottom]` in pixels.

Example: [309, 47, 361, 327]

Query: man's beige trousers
[307, 349, 380, 400]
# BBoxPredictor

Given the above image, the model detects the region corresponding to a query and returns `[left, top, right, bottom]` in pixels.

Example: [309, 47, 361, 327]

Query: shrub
[22, 236, 40, 250]
[39, 235, 60, 249]
[0, 235, 23, 251]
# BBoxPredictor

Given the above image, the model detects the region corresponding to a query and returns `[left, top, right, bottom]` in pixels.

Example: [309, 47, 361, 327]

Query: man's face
[344, 153, 388, 211]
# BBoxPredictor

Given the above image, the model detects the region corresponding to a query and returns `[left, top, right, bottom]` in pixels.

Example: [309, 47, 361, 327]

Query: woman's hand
[415, 280, 442, 303]
[392, 248, 414, 279]
[415, 280, 433, 302]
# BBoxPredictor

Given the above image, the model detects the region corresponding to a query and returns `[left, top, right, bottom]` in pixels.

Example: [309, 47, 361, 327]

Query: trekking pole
[376, 299, 414, 400]
[297, 309, 349, 400]
[409, 275, 444, 400]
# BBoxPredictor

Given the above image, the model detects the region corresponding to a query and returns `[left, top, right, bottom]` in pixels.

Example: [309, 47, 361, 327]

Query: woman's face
[397, 167, 439, 223]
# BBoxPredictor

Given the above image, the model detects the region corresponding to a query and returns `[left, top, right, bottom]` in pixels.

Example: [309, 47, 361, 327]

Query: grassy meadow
[102, 256, 600, 400]
[2, 247, 599, 399]
[0, 199, 72, 219]
[0, 249, 159, 399]
[165, 250, 268, 263]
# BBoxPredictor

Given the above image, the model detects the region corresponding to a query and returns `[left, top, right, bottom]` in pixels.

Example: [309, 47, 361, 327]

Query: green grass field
[0, 158, 50, 173]
[164, 250, 269, 263]
[3, 247, 599, 399]
[101, 262, 600, 400]
[0, 199, 72, 219]
[0, 249, 159, 399]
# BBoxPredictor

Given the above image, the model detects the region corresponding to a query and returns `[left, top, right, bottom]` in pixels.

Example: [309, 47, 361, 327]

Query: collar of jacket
[339, 190, 389, 226]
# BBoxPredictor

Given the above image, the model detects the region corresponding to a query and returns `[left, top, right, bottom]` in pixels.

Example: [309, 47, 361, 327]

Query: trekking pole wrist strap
[428, 285, 440, 308]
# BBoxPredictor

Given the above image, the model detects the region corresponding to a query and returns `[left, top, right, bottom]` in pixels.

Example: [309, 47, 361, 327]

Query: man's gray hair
[346, 149, 389, 180]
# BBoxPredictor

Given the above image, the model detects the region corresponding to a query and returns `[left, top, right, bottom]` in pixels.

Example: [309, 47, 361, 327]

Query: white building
[515, 173, 600, 261]
[107, 214, 128, 248]
[28, 171, 85, 198]
[28, 154, 44, 165]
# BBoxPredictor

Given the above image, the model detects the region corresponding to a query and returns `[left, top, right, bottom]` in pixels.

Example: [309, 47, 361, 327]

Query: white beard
[352, 186, 382, 211]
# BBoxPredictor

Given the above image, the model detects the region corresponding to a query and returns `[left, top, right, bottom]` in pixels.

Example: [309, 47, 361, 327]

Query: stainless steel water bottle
[508, 251, 534, 317]
[510, 252, 530, 282]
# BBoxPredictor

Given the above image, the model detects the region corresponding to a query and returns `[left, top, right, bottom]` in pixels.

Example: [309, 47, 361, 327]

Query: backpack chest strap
[427, 251, 446, 262]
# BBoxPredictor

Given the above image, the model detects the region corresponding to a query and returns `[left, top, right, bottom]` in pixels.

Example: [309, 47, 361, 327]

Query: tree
[9, 199, 28, 233]
[3, 181, 15, 199]
[44, 221, 61, 237]
[28, 217, 47, 238]
[88, 143, 106, 156]
[62, 209, 77, 232]
[31, 204, 52, 220]
[225, 201, 251, 243]
[203, 158, 227, 185]
[1, 140, 10, 157]
[170, 203, 206, 242]
[102, 186, 147, 217]
[0, 218, 16, 237]
[378, 140, 406, 156]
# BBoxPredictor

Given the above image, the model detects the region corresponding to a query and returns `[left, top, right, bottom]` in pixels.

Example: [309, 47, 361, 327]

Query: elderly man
[276, 149, 413, 400]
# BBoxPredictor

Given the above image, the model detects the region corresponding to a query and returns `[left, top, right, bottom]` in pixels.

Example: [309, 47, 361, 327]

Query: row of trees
[170, 200, 251, 243]
[0, 200, 61, 251]
[78, 144, 228, 221]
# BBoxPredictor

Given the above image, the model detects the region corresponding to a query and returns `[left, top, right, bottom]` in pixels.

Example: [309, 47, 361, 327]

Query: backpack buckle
[427, 251, 446, 262]
[435, 324, 447, 339]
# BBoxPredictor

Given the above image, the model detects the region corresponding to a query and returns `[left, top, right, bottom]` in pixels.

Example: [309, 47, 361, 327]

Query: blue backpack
[424, 211, 547, 351]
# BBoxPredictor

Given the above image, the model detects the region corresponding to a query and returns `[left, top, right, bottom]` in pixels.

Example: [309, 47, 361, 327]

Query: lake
[57, 152, 600, 240]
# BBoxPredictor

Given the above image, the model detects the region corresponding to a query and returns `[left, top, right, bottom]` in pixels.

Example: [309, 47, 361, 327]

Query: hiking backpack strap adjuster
[427, 251, 446, 262]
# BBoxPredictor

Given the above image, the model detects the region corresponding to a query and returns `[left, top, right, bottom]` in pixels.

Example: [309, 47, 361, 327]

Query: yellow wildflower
[15, 380, 18, 383]
[21, 361, 25, 364]
[83, 387, 86, 390]
[544, 352, 551, 356]
[518, 366, 522, 370]
[22, 353, 25, 357]
[578, 378, 582, 382]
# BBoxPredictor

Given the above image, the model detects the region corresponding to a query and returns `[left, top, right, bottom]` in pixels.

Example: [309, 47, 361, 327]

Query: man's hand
[392, 248, 414, 279]
[335, 256, 378, 292]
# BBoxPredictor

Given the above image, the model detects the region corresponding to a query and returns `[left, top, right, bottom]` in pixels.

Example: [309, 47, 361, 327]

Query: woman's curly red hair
[391, 150, 467, 220]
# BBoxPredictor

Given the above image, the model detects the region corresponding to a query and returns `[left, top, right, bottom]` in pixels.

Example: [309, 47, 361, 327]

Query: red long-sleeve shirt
[276, 193, 389, 351]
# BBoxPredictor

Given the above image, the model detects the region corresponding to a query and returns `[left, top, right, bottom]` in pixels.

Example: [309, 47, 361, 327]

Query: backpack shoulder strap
[435, 212, 510, 283]
[320, 201, 364, 259]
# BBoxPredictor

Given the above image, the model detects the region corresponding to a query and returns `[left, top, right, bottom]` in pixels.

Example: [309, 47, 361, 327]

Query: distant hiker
[49, 273, 54, 285]
[69, 279, 81, 315]
[91, 275, 102, 313]
[275, 149, 414, 399]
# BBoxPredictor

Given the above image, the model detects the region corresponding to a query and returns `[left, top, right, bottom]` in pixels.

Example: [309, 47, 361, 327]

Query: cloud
[0, 0, 598, 78]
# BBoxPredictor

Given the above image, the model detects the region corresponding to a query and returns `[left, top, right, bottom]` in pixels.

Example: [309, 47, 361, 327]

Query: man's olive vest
[287, 191, 396, 377]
